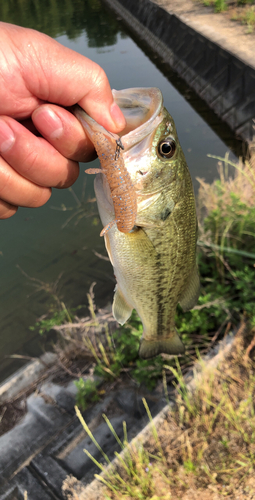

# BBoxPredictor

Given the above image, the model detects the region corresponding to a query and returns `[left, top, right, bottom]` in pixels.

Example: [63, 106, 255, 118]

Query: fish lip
[73, 104, 120, 143]
[74, 88, 164, 152]
[112, 87, 164, 150]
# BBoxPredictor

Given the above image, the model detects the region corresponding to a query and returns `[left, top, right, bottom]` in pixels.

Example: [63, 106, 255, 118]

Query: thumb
[16, 25, 126, 132]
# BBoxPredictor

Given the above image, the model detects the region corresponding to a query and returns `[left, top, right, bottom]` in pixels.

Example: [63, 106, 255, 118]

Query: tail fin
[139, 331, 185, 359]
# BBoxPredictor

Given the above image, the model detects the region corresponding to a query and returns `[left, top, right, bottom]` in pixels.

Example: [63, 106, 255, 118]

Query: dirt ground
[152, 0, 255, 70]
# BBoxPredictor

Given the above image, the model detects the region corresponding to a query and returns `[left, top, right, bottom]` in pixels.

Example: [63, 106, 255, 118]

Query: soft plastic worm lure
[74, 106, 137, 236]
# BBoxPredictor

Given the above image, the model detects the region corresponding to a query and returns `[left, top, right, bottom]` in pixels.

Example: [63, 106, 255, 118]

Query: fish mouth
[113, 87, 164, 151]
[74, 88, 164, 178]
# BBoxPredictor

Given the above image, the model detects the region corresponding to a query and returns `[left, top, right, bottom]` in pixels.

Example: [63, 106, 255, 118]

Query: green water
[0, 0, 243, 382]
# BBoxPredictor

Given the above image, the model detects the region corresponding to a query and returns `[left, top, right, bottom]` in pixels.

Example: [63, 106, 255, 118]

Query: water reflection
[0, 0, 126, 44]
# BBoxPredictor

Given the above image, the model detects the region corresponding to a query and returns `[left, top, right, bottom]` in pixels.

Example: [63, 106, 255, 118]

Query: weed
[75, 399, 170, 499]
[199, 0, 255, 31]
[197, 153, 255, 252]
[72, 331, 255, 499]
[74, 378, 100, 411]
[50, 179, 97, 229]
[61, 147, 255, 497]
[25, 150, 255, 401]
[237, 0, 254, 4]
[214, 0, 228, 12]
[197, 153, 255, 328]
[30, 304, 77, 335]
[183, 459, 197, 473]
[242, 5, 255, 31]
[17, 267, 78, 335]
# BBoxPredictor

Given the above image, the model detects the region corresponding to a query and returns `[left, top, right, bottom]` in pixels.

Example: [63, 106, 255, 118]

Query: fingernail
[0, 121, 15, 153]
[110, 102, 126, 129]
[33, 107, 63, 139]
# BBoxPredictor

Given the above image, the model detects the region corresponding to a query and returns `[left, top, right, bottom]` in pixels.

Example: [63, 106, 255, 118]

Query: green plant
[197, 153, 255, 327]
[237, 0, 254, 5]
[198, 154, 255, 255]
[75, 399, 169, 499]
[183, 459, 197, 473]
[214, 0, 228, 11]
[243, 5, 255, 30]
[71, 337, 255, 499]
[28, 148, 255, 426]
[59, 145, 255, 498]
[74, 378, 100, 410]
[17, 267, 78, 336]
[30, 303, 77, 335]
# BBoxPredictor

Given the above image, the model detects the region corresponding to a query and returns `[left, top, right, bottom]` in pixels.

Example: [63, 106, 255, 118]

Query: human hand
[0, 22, 126, 219]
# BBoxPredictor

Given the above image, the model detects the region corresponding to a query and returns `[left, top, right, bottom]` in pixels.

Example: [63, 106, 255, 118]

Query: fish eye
[157, 139, 176, 159]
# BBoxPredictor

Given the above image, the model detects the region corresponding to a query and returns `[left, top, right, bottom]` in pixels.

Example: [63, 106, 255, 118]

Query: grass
[198, 0, 255, 30]
[27, 150, 255, 411]
[74, 378, 100, 411]
[196, 153, 255, 328]
[24, 145, 255, 497]
[63, 149, 255, 497]
[31, 276, 226, 398]
[73, 326, 255, 499]
[231, 4, 255, 32]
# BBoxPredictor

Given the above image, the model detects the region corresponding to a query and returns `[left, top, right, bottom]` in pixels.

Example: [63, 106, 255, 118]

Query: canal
[0, 0, 243, 382]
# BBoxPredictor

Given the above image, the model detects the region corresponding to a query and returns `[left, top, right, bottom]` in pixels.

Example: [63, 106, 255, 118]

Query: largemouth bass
[74, 88, 200, 359]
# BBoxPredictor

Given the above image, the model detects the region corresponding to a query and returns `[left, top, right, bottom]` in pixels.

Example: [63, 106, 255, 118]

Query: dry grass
[196, 151, 255, 266]
[197, 0, 255, 32]
[100, 325, 255, 500]
[197, 126, 255, 223]
[197, 154, 255, 218]
[51, 282, 119, 378]
[62, 146, 255, 499]
[231, 4, 255, 33]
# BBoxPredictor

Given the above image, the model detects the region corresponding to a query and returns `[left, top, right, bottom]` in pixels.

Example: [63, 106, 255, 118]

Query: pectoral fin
[139, 331, 185, 359]
[112, 287, 133, 325]
[104, 233, 114, 265]
[137, 192, 161, 212]
[127, 227, 156, 255]
[179, 265, 200, 312]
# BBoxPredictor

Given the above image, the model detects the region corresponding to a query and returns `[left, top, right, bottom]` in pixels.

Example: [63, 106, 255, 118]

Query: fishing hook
[115, 138, 124, 160]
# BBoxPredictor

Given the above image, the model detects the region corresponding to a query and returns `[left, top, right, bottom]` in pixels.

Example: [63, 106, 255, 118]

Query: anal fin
[112, 286, 133, 325]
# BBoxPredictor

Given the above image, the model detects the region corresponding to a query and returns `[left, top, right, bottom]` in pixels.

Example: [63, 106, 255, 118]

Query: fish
[74, 88, 200, 359]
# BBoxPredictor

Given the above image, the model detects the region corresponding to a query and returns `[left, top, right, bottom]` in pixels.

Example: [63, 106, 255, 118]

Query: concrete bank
[103, 0, 255, 143]
[0, 337, 234, 500]
[0, 351, 166, 500]
[62, 337, 234, 500]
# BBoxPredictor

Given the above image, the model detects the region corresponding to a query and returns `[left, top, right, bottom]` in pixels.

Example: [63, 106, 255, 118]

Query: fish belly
[95, 175, 199, 359]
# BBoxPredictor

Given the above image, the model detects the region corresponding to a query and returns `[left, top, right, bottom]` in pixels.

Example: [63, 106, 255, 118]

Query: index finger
[21, 28, 126, 132]
[1, 23, 126, 132]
